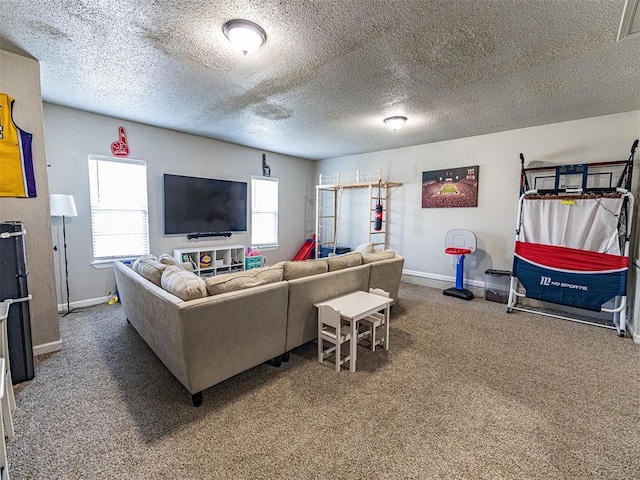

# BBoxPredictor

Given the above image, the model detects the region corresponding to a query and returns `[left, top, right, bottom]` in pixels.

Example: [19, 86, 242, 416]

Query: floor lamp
[50, 194, 78, 316]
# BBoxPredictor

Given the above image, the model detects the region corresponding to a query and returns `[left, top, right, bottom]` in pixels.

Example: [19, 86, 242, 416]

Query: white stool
[358, 288, 390, 351]
[317, 304, 352, 372]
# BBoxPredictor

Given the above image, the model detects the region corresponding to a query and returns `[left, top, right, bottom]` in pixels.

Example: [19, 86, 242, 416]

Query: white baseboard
[33, 339, 63, 356]
[402, 269, 486, 297]
[402, 269, 485, 288]
[57, 295, 111, 312]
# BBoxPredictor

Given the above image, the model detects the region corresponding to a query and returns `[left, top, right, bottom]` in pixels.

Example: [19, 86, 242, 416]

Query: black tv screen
[163, 174, 247, 235]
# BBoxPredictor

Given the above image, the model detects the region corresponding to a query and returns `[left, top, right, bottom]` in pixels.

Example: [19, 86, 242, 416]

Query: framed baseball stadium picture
[422, 165, 479, 208]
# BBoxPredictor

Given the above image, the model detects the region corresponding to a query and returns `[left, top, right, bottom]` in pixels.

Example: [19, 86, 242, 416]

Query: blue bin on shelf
[245, 256, 263, 270]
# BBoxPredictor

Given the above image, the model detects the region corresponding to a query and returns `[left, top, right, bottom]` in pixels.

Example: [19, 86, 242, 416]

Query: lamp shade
[50, 194, 78, 217]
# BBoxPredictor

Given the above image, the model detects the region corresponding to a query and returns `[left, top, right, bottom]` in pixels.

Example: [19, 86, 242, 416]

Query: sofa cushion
[136, 259, 168, 286]
[132, 255, 157, 274]
[362, 251, 396, 264]
[282, 259, 328, 280]
[161, 266, 208, 301]
[205, 265, 284, 295]
[326, 251, 362, 271]
[158, 253, 184, 269]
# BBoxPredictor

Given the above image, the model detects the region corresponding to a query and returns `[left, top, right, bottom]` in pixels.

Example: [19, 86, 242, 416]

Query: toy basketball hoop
[445, 247, 472, 256]
[443, 230, 476, 300]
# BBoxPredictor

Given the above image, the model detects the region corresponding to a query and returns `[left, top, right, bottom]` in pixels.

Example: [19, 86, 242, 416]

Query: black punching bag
[374, 181, 383, 231]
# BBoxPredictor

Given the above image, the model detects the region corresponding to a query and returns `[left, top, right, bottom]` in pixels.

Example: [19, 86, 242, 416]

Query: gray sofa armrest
[114, 261, 188, 389]
[368, 255, 404, 302]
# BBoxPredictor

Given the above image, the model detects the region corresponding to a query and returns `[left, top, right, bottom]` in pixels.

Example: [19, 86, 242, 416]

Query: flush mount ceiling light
[384, 116, 407, 131]
[223, 19, 267, 55]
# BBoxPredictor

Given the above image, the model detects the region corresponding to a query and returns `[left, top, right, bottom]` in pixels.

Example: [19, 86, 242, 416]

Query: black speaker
[0, 221, 35, 383]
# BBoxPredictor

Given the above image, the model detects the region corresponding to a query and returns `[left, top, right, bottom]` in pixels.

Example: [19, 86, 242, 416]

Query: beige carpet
[7, 283, 640, 479]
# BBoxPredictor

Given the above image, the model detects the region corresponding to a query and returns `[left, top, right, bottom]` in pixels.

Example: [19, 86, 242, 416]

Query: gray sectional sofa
[113, 251, 404, 406]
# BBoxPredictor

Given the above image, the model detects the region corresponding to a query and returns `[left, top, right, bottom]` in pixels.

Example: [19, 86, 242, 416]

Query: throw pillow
[355, 242, 375, 254]
[362, 251, 396, 264]
[282, 259, 328, 280]
[326, 251, 363, 271]
[161, 266, 208, 301]
[136, 259, 168, 287]
[158, 253, 184, 269]
[205, 265, 284, 295]
[132, 254, 157, 274]
[182, 262, 195, 272]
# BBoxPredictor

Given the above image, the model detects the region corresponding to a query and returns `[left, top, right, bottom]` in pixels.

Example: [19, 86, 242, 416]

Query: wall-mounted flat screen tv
[163, 174, 248, 235]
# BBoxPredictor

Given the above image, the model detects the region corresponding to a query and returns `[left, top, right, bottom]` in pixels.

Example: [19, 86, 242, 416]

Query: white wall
[44, 104, 316, 307]
[43, 104, 640, 316]
[0, 50, 60, 353]
[316, 111, 640, 288]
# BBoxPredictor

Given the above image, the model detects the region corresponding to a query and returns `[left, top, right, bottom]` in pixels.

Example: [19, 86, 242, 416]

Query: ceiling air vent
[617, 0, 640, 41]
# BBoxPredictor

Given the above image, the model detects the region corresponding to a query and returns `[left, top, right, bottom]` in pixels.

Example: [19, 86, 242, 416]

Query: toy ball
[199, 254, 212, 268]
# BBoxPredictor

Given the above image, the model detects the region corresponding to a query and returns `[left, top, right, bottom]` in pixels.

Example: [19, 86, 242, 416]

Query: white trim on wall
[57, 295, 112, 313]
[403, 269, 485, 288]
[33, 340, 63, 356]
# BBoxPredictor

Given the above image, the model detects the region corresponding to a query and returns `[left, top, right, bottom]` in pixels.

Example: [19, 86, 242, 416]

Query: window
[251, 176, 278, 248]
[88, 155, 149, 261]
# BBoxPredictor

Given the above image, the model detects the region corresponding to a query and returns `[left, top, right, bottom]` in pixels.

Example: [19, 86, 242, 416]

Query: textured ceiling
[0, 1, 638, 160]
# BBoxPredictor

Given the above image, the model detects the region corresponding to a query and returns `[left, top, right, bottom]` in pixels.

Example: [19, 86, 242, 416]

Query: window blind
[251, 176, 278, 247]
[88, 156, 149, 260]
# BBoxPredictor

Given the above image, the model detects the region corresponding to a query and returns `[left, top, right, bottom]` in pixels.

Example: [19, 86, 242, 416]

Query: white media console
[173, 244, 245, 278]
